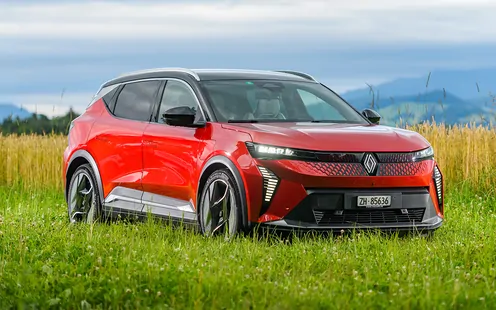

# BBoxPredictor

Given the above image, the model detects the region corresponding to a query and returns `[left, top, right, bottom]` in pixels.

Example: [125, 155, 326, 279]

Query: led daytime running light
[256, 145, 294, 156]
[413, 146, 434, 161]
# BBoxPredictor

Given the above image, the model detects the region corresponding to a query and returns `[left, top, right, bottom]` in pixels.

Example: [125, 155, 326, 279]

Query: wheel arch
[65, 149, 104, 205]
[197, 155, 250, 229]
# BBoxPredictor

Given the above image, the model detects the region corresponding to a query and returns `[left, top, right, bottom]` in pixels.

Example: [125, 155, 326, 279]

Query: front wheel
[67, 163, 103, 224]
[198, 169, 243, 239]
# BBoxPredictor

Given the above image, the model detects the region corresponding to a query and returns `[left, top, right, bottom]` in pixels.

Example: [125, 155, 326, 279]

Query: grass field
[1, 123, 496, 309]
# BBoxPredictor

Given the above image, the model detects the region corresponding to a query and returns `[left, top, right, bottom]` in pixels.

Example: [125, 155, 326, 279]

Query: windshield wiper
[227, 119, 360, 124]
[306, 120, 365, 124]
[227, 119, 260, 123]
[227, 119, 300, 123]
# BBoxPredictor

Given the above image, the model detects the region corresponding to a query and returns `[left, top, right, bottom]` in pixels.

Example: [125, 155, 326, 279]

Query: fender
[65, 149, 105, 205]
[198, 155, 250, 229]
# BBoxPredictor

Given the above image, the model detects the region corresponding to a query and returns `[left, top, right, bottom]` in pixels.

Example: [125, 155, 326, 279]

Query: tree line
[0, 109, 80, 135]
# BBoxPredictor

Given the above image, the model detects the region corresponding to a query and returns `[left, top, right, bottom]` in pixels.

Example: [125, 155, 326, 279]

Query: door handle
[143, 140, 157, 148]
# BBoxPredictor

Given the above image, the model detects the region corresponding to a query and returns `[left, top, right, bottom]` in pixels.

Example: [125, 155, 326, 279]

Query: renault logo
[363, 153, 377, 175]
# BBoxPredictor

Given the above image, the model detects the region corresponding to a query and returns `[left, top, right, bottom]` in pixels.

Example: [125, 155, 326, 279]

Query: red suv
[63, 68, 444, 237]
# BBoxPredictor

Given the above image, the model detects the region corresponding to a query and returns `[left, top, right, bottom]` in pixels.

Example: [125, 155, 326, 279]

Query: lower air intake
[313, 208, 425, 225]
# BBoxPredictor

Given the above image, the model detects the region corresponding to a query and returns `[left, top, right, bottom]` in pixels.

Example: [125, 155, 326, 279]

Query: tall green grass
[1, 125, 496, 308]
[0, 187, 495, 309]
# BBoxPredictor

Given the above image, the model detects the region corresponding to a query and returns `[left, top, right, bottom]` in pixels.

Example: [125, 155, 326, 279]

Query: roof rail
[117, 67, 201, 81]
[274, 70, 318, 82]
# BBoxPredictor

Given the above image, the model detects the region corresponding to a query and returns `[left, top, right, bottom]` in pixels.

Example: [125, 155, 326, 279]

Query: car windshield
[199, 79, 368, 124]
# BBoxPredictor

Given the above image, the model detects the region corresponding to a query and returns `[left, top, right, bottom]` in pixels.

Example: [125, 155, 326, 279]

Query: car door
[141, 79, 207, 220]
[89, 80, 162, 214]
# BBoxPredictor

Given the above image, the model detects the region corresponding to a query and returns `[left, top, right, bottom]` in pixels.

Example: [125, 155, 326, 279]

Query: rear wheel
[67, 164, 103, 224]
[199, 169, 243, 239]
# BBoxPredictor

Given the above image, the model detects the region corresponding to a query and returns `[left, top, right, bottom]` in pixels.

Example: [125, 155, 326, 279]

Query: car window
[113, 80, 161, 121]
[157, 80, 204, 124]
[200, 80, 367, 124]
[102, 86, 119, 112]
[296, 89, 346, 121]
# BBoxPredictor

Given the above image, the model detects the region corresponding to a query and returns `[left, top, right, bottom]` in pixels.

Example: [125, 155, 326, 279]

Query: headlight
[412, 146, 434, 161]
[245, 142, 314, 160]
[250, 143, 294, 156]
[246, 142, 435, 162]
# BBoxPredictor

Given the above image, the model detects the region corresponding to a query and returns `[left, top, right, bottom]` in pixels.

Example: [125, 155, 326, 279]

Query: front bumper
[259, 187, 443, 232]
[240, 150, 445, 231]
[262, 218, 443, 233]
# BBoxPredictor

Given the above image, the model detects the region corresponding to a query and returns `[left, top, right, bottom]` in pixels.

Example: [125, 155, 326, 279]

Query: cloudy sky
[1, 0, 495, 116]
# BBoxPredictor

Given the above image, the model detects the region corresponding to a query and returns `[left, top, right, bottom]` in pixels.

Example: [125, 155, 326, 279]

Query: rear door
[141, 79, 207, 220]
[90, 80, 162, 214]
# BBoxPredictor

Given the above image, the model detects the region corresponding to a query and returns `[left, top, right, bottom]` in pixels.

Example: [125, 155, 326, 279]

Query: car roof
[100, 68, 319, 88]
[193, 69, 318, 82]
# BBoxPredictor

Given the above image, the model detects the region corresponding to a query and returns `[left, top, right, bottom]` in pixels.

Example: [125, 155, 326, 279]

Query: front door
[141, 79, 207, 221]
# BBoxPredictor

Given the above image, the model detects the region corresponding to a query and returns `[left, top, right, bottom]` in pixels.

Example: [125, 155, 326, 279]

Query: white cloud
[0, 0, 495, 43]
[1, 0, 494, 118]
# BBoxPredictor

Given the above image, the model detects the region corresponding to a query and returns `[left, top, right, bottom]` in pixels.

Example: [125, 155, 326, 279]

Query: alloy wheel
[201, 177, 238, 238]
[68, 168, 98, 224]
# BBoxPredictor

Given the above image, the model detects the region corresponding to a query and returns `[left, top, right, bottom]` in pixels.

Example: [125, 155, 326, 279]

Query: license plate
[357, 195, 391, 208]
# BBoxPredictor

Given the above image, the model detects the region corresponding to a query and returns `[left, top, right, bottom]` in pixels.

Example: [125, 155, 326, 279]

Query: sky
[1, 0, 495, 117]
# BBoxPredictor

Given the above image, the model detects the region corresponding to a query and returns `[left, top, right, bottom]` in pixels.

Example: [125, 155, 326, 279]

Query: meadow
[1, 123, 496, 309]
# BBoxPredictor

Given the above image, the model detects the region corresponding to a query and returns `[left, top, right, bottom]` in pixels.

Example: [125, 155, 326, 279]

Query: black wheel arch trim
[65, 149, 104, 205]
[198, 155, 250, 229]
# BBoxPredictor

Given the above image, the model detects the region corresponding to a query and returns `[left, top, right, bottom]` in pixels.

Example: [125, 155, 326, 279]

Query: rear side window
[113, 80, 161, 121]
[102, 87, 119, 112]
[87, 84, 119, 108]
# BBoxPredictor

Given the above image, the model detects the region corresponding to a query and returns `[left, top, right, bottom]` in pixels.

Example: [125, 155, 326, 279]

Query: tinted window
[87, 84, 119, 108]
[114, 81, 161, 121]
[156, 80, 204, 124]
[102, 86, 119, 112]
[200, 80, 367, 124]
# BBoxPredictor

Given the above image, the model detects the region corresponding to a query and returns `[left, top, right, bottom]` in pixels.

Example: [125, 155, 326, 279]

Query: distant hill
[0, 107, 80, 135]
[340, 68, 496, 126]
[0, 103, 32, 122]
[341, 67, 496, 101]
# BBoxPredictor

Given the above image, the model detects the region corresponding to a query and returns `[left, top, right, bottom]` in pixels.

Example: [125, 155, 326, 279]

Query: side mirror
[162, 106, 204, 127]
[362, 108, 381, 124]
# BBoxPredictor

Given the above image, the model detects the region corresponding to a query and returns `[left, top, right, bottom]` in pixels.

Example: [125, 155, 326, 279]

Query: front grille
[284, 161, 429, 177]
[375, 153, 415, 163]
[294, 162, 368, 176]
[313, 208, 425, 225]
[376, 162, 429, 176]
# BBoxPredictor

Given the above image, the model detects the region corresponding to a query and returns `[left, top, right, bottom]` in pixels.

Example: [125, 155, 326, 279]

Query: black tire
[198, 168, 244, 238]
[67, 163, 103, 224]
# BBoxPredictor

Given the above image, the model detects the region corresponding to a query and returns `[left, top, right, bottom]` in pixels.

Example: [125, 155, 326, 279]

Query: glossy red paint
[64, 79, 444, 232]
[224, 122, 430, 152]
[87, 100, 147, 196]
[192, 123, 256, 211]
[142, 121, 205, 203]
[63, 101, 103, 194]
[245, 158, 442, 221]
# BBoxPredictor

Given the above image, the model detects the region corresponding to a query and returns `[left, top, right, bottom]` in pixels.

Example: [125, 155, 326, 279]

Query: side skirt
[103, 186, 198, 226]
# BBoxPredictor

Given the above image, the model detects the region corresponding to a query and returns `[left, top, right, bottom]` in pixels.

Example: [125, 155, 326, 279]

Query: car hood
[223, 122, 430, 152]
